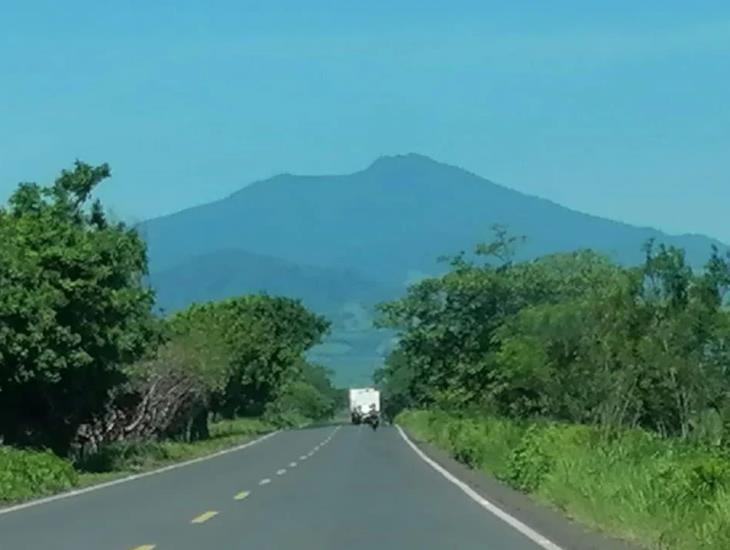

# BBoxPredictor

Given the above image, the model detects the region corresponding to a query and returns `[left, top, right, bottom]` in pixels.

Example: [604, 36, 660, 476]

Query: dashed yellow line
[191, 510, 219, 524]
[234, 491, 250, 501]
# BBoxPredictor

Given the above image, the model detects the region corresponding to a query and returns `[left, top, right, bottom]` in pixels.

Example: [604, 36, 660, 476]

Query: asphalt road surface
[0, 424, 556, 550]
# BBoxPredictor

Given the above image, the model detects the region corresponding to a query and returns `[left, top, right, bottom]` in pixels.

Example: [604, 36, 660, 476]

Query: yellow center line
[131, 546, 156, 550]
[234, 491, 250, 500]
[191, 510, 219, 524]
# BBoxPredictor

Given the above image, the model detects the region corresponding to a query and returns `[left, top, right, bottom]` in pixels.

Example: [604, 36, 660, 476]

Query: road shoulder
[399, 425, 642, 550]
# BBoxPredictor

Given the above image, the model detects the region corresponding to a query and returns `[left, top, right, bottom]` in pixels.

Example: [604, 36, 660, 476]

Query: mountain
[141, 153, 725, 283]
[140, 153, 726, 385]
[149, 248, 393, 315]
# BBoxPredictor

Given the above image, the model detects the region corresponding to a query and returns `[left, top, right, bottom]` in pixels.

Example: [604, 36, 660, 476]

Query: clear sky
[1, 1, 728, 239]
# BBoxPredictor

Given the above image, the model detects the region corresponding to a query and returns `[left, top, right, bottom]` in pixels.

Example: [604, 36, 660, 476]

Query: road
[0, 424, 549, 550]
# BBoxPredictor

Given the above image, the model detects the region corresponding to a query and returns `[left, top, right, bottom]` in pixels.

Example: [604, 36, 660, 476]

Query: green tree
[0, 162, 158, 454]
[378, 229, 730, 442]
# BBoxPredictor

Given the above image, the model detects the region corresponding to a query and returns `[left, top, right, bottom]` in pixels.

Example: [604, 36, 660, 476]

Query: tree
[378, 230, 730, 442]
[0, 162, 158, 454]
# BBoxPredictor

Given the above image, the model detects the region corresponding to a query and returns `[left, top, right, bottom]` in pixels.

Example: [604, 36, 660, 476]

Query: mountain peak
[365, 153, 442, 172]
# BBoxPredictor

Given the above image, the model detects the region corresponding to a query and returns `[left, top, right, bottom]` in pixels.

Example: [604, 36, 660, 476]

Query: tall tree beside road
[0, 162, 158, 454]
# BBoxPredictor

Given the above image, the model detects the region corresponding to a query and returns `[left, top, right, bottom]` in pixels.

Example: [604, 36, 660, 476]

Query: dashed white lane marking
[396, 425, 563, 550]
[289, 462, 297, 468]
[276, 469, 287, 475]
[300, 455, 307, 460]
[259, 478, 271, 486]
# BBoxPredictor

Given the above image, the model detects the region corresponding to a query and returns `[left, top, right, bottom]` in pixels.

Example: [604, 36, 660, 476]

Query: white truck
[349, 387, 381, 428]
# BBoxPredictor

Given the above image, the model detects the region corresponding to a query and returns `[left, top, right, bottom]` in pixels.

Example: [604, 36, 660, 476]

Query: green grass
[1, 418, 273, 504]
[398, 410, 730, 550]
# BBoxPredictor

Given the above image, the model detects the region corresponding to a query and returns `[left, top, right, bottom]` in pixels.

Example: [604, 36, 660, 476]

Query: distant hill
[140, 153, 726, 385]
[149, 248, 394, 315]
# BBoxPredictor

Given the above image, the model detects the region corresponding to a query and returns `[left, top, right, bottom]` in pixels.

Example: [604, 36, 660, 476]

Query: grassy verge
[1, 417, 273, 504]
[398, 409, 730, 550]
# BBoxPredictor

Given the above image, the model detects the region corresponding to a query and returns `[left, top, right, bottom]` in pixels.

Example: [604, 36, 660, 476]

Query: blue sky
[1, 1, 729, 239]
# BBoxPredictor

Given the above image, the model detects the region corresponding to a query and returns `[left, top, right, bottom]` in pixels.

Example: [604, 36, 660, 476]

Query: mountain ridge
[141, 153, 725, 274]
[246, 154, 725, 245]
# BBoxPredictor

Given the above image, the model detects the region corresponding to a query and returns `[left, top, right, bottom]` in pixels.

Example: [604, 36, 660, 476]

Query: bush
[507, 424, 554, 491]
[0, 446, 78, 502]
[448, 418, 488, 468]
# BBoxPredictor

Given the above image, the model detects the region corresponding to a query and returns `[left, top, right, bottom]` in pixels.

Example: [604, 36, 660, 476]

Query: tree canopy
[0, 162, 157, 453]
[377, 229, 730, 443]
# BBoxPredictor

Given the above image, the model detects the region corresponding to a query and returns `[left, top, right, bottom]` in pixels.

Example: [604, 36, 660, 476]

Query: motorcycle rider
[366, 403, 379, 428]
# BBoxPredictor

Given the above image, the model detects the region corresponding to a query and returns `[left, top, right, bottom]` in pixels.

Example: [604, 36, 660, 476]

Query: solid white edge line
[396, 425, 563, 550]
[0, 430, 281, 516]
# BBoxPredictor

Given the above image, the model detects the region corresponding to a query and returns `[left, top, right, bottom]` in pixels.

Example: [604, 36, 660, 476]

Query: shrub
[448, 418, 488, 468]
[507, 424, 554, 491]
[0, 446, 78, 502]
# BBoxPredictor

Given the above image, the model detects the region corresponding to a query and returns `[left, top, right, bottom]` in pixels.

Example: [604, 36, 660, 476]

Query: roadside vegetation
[0, 162, 343, 504]
[378, 226, 730, 549]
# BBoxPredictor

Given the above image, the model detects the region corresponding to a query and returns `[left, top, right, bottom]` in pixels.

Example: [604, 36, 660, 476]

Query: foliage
[263, 361, 344, 427]
[0, 162, 158, 454]
[172, 295, 330, 417]
[72, 294, 331, 463]
[378, 229, 730, 440]
[506, 424, 554, 491]
[0, 446, 78, 502]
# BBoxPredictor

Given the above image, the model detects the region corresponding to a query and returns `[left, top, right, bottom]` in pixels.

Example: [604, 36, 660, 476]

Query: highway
[0, 425, 558, 550]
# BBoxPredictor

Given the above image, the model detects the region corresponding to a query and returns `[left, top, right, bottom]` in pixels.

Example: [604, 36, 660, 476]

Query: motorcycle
[364, 410, 380, 430]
